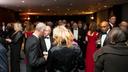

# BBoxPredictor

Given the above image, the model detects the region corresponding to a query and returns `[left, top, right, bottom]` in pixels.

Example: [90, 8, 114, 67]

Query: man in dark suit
[0, 43, 8, 72]
[40, 26, 53, 71]
[71, 22, 85, 69]
[109, 16, 116, 29]
[41, 26, 53, 52]
[97, 21, 111, 48]
[25, 22, 47, 72]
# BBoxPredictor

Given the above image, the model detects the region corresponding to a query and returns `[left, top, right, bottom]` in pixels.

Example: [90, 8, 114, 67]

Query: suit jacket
[0, 37, 6, 46]
[25, 35, 46, 72]
[40, 36, 53, 52]
[0, 43, 8, 72]
[71, 28, 84, 43]
[96, 29, 111, 48]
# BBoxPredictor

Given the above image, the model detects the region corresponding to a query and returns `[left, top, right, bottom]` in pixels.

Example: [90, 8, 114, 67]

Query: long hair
[53, 26, 74, 48]
[89, 21, 97, 34]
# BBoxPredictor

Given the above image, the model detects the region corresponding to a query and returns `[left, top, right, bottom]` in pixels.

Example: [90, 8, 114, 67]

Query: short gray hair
[35, 22, 46, 31]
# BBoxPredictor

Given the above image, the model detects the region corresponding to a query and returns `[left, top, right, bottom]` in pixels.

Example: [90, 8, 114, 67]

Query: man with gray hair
[25, 22, 47, 72]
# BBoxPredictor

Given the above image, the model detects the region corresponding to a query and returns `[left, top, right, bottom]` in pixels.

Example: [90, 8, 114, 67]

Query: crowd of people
[0, 15, 127, 72]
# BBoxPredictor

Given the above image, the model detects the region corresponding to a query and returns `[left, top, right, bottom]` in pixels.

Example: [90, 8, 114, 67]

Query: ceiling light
[81, 11, 94, 14]
[90, 16, 94, 20]
[69, 3, 73, 6]
[47, 9, 50, 11]
[21, 1, 25, 3]
[65, 13, 67, 15]
[27, 17, 30, 20]
[67, 9, 70, 11]
[104, 5, 107, 8]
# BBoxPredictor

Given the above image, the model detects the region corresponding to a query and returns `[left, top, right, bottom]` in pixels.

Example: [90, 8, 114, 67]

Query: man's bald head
[100, 21, 110, 32]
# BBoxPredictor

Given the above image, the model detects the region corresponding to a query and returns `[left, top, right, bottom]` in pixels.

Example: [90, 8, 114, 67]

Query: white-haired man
[25, 22, 47, 72]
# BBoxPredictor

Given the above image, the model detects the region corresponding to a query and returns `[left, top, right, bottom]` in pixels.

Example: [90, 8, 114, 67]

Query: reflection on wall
[96, 9, 109, 25]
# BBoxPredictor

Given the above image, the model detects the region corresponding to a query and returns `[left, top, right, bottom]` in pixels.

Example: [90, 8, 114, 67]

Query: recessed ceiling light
[65, 13, 67, 15]
[104, 5, 107, 8]
[47, 9, 50, 11]
[21, 1, 25, 3]
[70, 3, 73, 6]
[67, 9, 70, 11]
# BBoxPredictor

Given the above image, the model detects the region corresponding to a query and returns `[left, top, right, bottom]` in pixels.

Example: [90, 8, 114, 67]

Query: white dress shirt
[101, 29, 110, 47]
[73, 28, 78, 40]
[109, 22, 114, 28]
[44, 36, 51, 51]
[2, 26, 5, 31]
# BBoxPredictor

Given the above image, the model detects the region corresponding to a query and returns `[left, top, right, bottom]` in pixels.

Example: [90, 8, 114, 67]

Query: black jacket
[47, 44, 82, 72]
[40, 36, 53, 52]
[0, 43, 8, 72]
[25, 35, 46, 72]
[94, 43, 128, 72]
[10, 31, 23, 72]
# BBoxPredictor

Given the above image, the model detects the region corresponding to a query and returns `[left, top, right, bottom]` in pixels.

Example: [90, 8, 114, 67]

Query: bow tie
[101, 32, 107, 35]
[44, 36, 50, 39]
[74, 29, 78, 30]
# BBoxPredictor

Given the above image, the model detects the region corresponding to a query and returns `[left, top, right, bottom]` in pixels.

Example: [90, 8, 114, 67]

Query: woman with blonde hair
[6, 22, 23, 72]
[47, 26, 82, 72]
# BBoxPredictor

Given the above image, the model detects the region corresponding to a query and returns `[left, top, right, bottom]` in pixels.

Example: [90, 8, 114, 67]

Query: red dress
[24, 32, 33, 38]
[24, 31, 33, 64]
[85, 31, 99, 72]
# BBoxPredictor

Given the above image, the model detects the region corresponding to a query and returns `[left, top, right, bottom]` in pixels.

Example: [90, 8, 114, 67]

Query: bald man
[97, 21, 111, 48]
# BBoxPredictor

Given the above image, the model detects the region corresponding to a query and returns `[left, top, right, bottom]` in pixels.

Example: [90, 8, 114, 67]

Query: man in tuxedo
[97, 21, 111, 48]
[25, 22, 47, 72]
[71, 22, 85, 69]
[109, 16, 116, 29]
[41, 26, 53, 52]
[40, 26, 53, 71]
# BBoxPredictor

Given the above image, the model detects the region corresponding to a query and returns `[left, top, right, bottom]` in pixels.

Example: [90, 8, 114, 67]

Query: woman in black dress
[7, 22, 23, 72]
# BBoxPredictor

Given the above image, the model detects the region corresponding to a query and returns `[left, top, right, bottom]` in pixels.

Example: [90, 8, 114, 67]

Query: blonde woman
[47, 26, 82, 72]
[6, 22, 23, 72]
